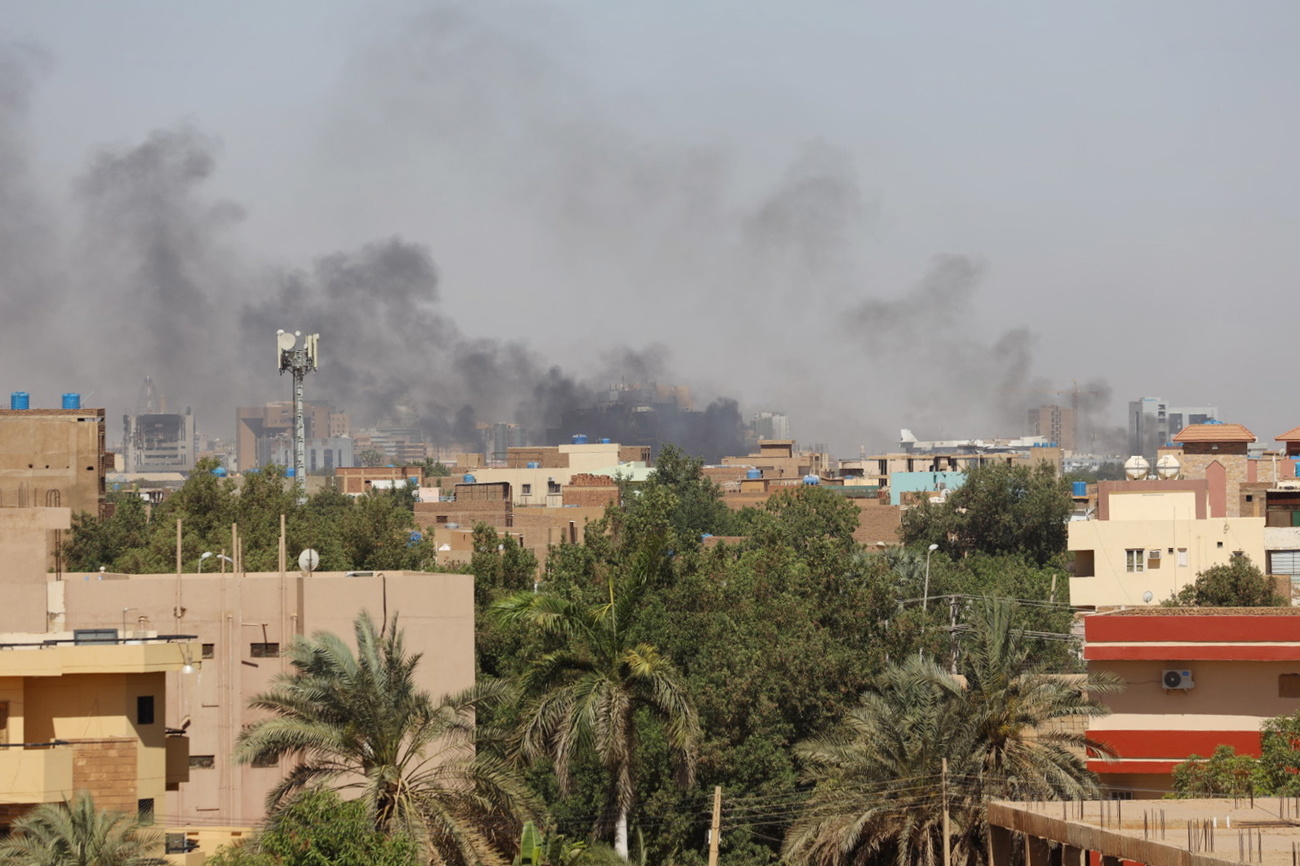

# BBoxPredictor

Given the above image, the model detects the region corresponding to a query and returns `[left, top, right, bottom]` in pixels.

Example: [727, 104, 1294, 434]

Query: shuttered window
[1270, 551, 1300, 576]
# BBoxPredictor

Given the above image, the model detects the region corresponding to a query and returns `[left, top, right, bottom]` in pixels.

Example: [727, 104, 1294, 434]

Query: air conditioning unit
[1148, 549, 1161, 560]
[1162, 669, 1194, 690]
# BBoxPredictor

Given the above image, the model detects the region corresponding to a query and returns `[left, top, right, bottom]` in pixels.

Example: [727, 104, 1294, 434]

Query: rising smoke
[0, 6, 1122, 458]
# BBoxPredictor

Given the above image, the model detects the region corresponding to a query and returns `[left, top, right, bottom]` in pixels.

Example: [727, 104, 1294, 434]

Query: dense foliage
[1163, 556, 1287, 607]
[1169, 712, 1300, 797]
[900, 462, 1072, 566]
[65, 444, 1087, 865]
[782, 601, 1119, 866]
[64, 458, 439, 573]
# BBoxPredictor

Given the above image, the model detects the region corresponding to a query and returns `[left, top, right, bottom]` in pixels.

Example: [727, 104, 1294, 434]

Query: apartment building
[1084, 608, 1300, 797]
[0, 631, 197, 827]
[1068, 479, 1265, 609]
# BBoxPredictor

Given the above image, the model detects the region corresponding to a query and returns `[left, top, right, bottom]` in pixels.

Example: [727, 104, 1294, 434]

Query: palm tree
[783, 655, 981, 866]
[784, 599, 1120, 866]
[494, 539, 700, 860]
[961, 599, 1120, 804]
[0, 791, 159, 866]
[233, 611, 539, 866]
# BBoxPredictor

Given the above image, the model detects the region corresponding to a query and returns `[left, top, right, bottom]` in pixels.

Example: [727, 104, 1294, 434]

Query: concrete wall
[0, 409, 106, 517]
[0, 508, 71, 630]
[1069, 510, 1265, 608]
[54, 570, 475, 828]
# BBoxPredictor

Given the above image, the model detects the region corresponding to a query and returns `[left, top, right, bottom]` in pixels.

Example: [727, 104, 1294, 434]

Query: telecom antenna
[276, 330, 319, 502]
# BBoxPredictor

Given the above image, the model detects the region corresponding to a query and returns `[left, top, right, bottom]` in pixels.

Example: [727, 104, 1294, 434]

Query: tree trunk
[615, 807, 629, 860]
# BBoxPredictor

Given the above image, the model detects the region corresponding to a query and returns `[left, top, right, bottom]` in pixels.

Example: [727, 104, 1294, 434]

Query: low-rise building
[1068, 480, 1265, 610]
[0, 631, 197, 827]
[15, 567, 476, 833]
[1084, 608, 1300, 798]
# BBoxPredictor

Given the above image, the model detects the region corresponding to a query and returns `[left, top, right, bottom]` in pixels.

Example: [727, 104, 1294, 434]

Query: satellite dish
[277, 331, 297, 352]
[1142, 591, 1154, 603]
[1123, 455, 1150, 480]
[298, 548, 320, 573]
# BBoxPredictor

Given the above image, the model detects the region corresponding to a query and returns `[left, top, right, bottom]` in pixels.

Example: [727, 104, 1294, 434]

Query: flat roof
[991, 798, 1300, 866]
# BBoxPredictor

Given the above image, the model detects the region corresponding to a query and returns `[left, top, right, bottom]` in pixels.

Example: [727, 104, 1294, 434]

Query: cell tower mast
[276, 330, 319, 503]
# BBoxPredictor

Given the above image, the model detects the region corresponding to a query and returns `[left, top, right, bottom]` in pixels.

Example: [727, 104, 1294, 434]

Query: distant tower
[136, 376, 157, 416]
[276, 330, 319, 502]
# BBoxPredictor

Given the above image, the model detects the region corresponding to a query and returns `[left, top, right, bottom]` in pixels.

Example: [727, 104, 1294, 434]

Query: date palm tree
[495, 539, 700, 860]
[0, 791, 159, 866]
[784, 599, 1120, 866]
[234, 611, 539, 866]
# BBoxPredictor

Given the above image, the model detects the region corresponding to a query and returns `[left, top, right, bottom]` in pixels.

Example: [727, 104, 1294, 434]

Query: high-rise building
[1128, 397, 1219, 460]
[751, 411, 792, 442]
[1028, 404, 1076, 452]
[236, 402, 346, 472]
[123, 411, 197, 473]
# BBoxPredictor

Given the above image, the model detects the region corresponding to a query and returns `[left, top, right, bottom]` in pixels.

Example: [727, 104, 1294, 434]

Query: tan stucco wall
[1068, 516, 1265, 608]
[56, 570, 475, 828]
[1093, 658, 1300, 723]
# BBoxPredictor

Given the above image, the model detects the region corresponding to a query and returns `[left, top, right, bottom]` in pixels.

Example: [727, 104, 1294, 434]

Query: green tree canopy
[494, 538, 700, 860]
[205, 789, 418, 866]
[900, 462, 1072, 566]
[783, 600, 1119, 866]
[1165, 556, 1287, 607]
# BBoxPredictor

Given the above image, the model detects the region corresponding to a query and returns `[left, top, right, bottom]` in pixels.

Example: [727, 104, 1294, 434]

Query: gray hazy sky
[2, 1, 1297, 454]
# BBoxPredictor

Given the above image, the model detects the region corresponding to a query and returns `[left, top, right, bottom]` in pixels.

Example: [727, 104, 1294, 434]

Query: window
[1125, 549, 1144, 573]
[201, 643, 214, 660]
[189, 755, 215, 769]
[250, 643, 280, 658]
[521, 483, 532, 496]
[251, 754, 279, 768]
[137, 799, 155, 824]
[547, 480, 561, 494]
[136, 696, 155, 726]
[1281, 675, 1300, 698]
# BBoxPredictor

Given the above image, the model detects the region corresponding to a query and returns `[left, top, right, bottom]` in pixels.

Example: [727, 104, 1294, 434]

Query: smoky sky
[16, 2, 1273, 457]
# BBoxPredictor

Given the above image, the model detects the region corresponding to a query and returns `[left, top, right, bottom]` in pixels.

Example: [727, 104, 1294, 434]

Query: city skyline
[0, 2, 1296, 454]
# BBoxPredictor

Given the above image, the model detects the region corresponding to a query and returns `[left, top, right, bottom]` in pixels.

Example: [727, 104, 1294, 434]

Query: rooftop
[991, 798, 1300, 866]
[1172, 423, 1256, 444]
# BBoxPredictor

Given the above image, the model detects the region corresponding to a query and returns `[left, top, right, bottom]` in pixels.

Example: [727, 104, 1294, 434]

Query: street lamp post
[198, 551, 213, 573]
[923, 543, 939, 611]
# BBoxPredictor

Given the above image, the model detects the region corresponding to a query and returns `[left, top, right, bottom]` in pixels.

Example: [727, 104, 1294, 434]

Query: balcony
[0, 744, 73, 804]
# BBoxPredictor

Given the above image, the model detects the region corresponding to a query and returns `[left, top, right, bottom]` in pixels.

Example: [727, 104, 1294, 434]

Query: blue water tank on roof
[572, 434, 589, 444]
[463, 474, 476, 484]
[62, 393, 81, 410]
[746, 468, 762, 480]
[802, 474, 820, 485]
[1072, 481, 1087, 496]
[10, 392, 29, 410]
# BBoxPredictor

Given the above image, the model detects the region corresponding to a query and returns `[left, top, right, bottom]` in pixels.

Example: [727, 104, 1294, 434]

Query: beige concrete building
[0, 567, 477, 833]
[720, 440, 830, 480]
[1084, 608, 1300, 798]
[1069, 480, 1265, 609]
[0, 407, 108, 517]
[445, 442, 646, 507]
[0, 632, 196, 827]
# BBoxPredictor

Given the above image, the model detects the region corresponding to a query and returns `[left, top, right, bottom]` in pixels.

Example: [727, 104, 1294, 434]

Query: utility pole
[942, 758, 951, 866]
[276, 330, 319, 504]
[708, 786, 722, 866]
